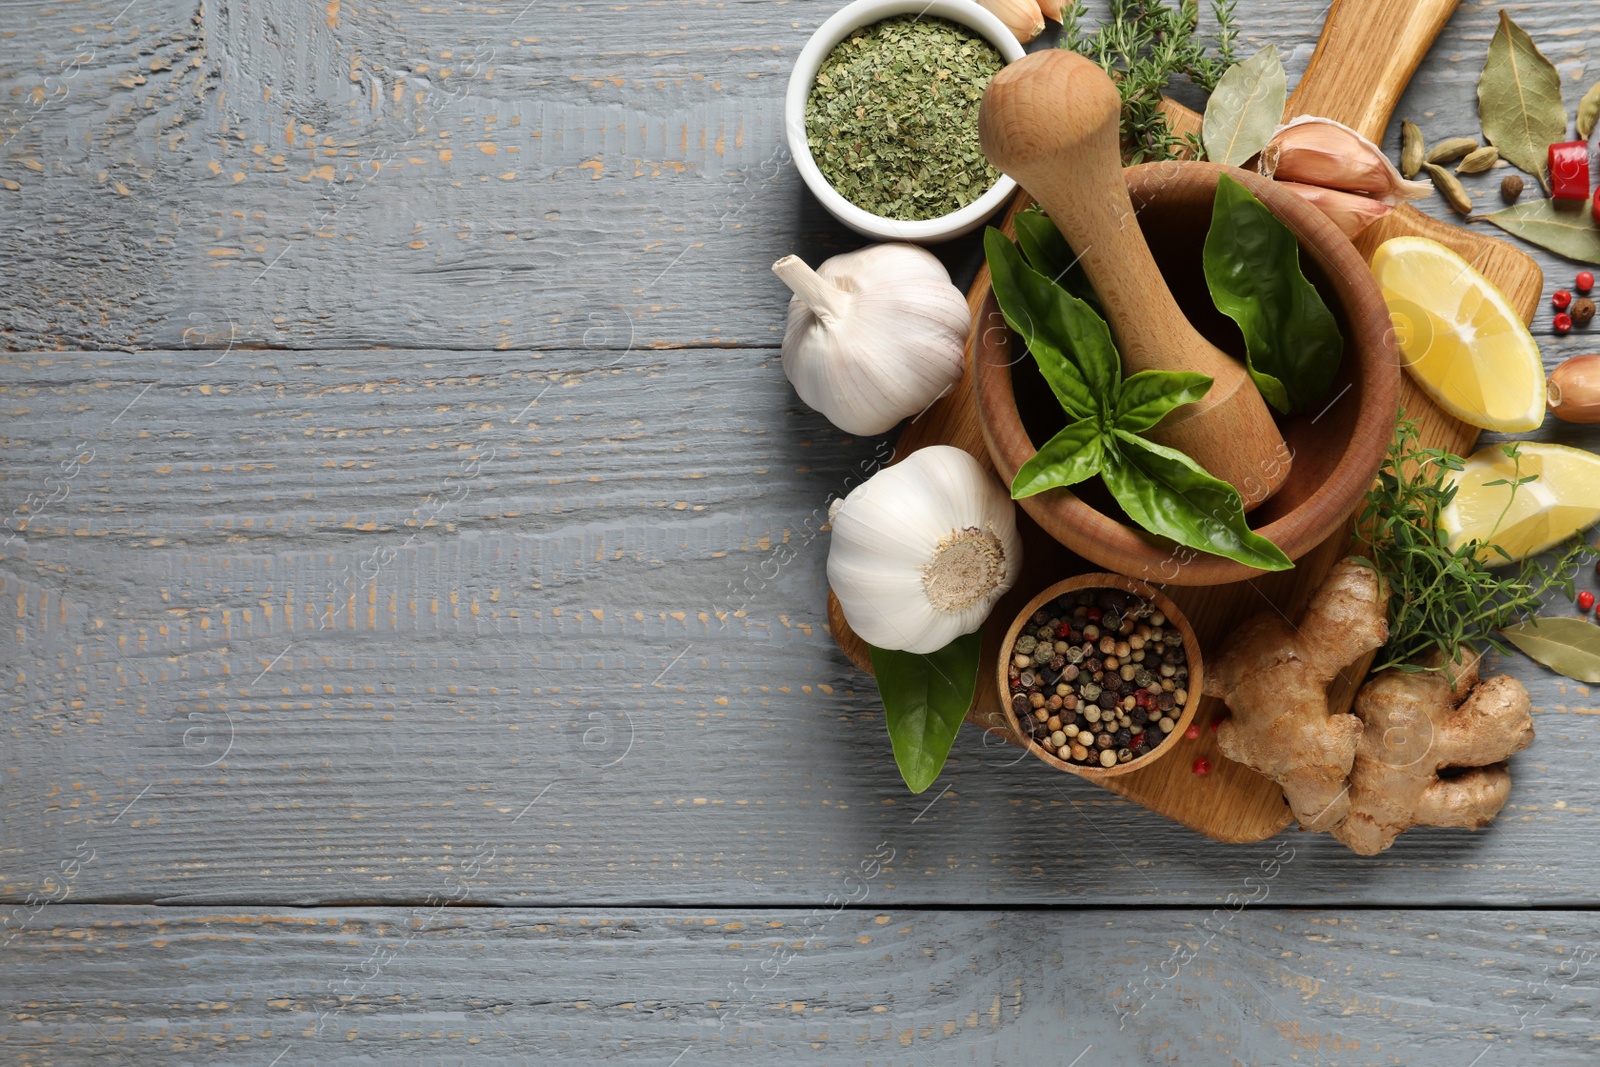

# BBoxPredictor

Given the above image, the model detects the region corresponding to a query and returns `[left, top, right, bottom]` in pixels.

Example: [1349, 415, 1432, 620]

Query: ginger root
[1332, 651, 1533, 855]
[1206, 558, 1389, 832]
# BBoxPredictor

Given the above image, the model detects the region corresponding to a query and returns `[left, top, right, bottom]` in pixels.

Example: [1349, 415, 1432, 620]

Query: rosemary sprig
[1355, 418, 1589, 674]
[1059, 0, 1241, 163]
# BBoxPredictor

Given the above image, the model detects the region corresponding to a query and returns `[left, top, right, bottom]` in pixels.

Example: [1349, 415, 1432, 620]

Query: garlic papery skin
[1276, 181, 1394, 237]
[775, 243, 969, 437]
[1259, 116, 1431, 205]
[827, 446, 1022, 654]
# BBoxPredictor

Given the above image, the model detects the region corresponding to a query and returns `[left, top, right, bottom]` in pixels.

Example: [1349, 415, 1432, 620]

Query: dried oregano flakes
[805, 15, 1003, 222]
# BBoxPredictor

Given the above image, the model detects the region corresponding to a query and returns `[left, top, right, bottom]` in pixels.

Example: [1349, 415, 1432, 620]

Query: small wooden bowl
[998, 573, 1203, 779]
[975, 163, 1400, 586]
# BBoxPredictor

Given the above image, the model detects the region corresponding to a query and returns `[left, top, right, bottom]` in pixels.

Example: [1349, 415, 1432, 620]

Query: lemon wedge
[1371, 236, 1545, 432]
[1441, 442, 1600, 563]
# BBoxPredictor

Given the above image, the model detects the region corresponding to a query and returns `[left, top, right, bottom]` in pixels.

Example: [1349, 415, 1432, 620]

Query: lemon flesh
[1441, 442, 1600, 563]
[1372, 236, 1545, 433]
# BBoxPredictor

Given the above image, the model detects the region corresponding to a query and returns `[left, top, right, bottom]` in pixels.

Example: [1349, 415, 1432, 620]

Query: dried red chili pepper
[1550, 141, 1592, 201]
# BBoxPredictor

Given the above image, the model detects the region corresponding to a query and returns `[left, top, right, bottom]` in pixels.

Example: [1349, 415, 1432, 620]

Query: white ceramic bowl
[785, 0, 1025, 243]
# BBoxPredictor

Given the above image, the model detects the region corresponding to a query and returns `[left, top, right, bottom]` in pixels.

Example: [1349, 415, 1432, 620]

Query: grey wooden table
[4, 0, 1600, 1063]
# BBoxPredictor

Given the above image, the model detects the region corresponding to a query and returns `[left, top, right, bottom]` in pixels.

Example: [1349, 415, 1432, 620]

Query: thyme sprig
[1059, 0, 1241, 163]
[1355, 418, 1589, 674]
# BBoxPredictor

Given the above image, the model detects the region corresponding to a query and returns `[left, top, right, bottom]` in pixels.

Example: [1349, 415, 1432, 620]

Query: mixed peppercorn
[1006, 588, 1190, 770]
[1552, 272, 1597, 336]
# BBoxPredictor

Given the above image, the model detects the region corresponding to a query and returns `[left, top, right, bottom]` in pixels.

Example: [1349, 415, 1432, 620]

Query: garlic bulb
[1259, 116, 1431, 205]
[774, 244, 969, 437]
[828, 446, 1021, 654]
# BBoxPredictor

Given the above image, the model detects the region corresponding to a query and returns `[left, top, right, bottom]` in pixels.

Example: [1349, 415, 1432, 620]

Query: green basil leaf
[870, 629, 983, 793]
[984, 227, 1120, 416]
[1104, 430, 1294, 572]
[1013, 208, 1103, 317]
[1113, 370, 1213, 434]
[1011, 418, 1106, 499]
[1202, 174, 1343, 414]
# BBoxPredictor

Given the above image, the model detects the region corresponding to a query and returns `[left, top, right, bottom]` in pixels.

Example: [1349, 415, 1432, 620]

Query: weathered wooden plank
[7, 0, 1592, 352]
[4, 905, 1599, 1064]
[2, 347, 1598, 906]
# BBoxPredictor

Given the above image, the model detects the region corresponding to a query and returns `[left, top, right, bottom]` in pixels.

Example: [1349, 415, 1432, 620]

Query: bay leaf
[1202, 44, 1286, 167]
[1501, 617, 1600, 684]
[1478, 11, 1566, 194]
[1483, 197, 1600, 262]
[1579, 81, 1600, 141]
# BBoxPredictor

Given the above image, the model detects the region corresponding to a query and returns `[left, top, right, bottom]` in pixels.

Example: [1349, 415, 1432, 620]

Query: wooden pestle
[979, 50, 1292, 510]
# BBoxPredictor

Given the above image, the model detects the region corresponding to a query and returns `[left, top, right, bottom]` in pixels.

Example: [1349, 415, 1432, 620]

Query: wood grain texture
[1, 0, 1586, 354]
[0, 0, 1598, 931]
[6, 905, 1600, 1064]
[2, 346, 1598, 906]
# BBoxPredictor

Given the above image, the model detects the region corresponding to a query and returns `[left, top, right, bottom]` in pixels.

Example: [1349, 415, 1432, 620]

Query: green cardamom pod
[1425, 137, 1480, 165]
[1400, 120, 1424, 179]
[1455, 146, 1500, 175]
[1426, 163, 1473, 216]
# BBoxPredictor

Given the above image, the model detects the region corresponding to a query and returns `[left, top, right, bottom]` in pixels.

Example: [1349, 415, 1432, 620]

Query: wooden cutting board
[826, 0, 1546, 842]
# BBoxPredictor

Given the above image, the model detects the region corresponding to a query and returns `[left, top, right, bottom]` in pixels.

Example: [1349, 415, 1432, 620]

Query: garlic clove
[775, 244, 969, 437]
[978, 0, 1046, 44]
[828, 446, 1021, 654]
[1275, 181, 1394, 238]
[1036, 0, 1066, 23]
[1259, 116, 1432, 205]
